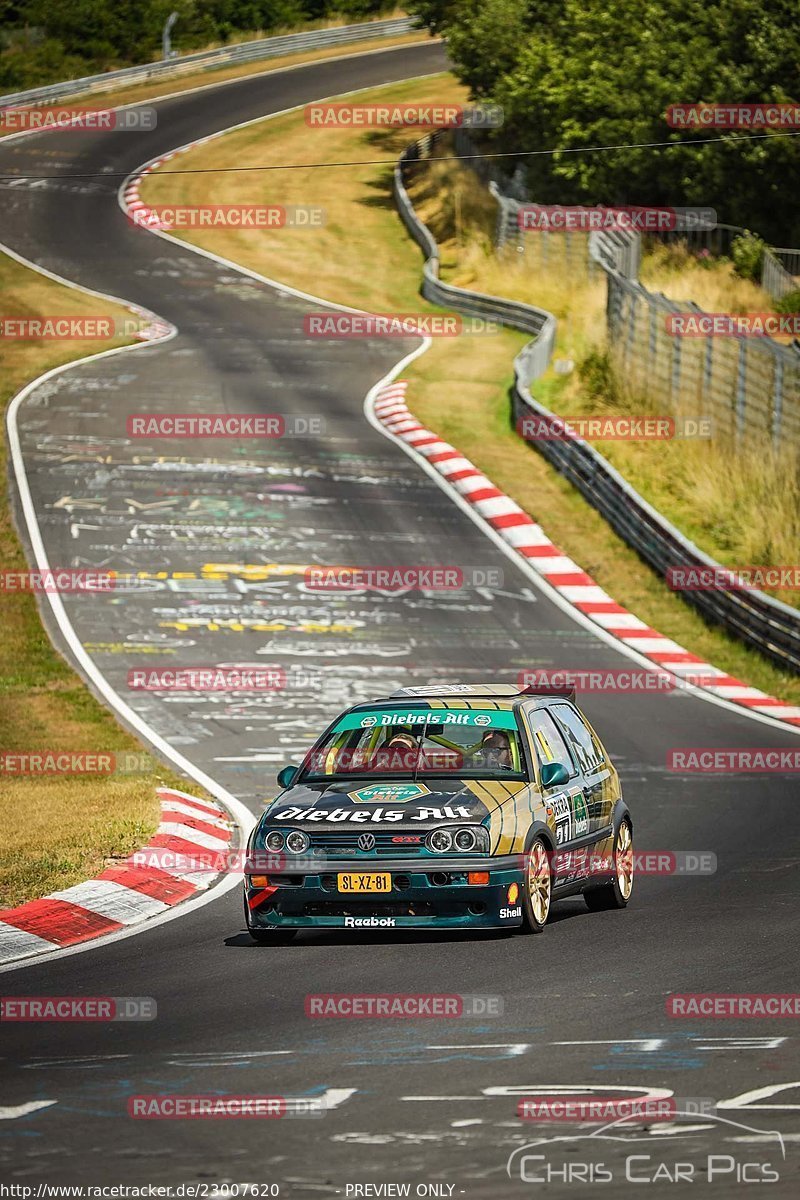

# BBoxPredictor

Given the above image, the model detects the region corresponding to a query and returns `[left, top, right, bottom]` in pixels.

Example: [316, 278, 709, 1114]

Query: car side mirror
[276, 765, 299, 790]
[540, 761, 570, 788]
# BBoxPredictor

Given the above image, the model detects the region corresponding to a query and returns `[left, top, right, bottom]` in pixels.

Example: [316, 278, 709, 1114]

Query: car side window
[552, 704, 603, 773]
[527, 709, 578, 778]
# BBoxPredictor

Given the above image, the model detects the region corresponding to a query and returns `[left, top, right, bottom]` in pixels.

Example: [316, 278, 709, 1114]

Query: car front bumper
[245, 854, 525, 930]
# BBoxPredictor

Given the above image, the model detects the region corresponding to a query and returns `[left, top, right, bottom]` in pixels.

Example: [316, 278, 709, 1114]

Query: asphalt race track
[1, 41, 799, 1196]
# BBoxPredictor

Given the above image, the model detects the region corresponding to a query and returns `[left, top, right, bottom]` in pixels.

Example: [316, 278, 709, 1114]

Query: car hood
[263, 776, 493, 827]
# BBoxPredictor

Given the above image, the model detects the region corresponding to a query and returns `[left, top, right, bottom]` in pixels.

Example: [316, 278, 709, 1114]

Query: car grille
[303, 901, 435, 918]
[308, 830, 426, 856]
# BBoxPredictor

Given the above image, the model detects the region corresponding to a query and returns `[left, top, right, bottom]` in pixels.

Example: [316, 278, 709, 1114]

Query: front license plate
[337, 872, 392, 894]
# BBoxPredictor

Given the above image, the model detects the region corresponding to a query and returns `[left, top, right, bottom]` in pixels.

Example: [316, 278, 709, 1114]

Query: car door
[550, 702, 613, 844]
[523, 705, 587, 886]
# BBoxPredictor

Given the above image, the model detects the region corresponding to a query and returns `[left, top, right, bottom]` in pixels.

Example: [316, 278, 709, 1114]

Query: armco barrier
[394, 133, 556, 376]
[0, 18, 417, 109]
[395, 133, 800, 674]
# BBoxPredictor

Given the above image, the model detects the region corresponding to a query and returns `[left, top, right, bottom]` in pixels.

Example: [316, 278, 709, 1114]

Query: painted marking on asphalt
[0, 1100, 57, 1119]
[291, 1088, 357, 1113]
[427, 1044, 531, 1058]
[554, 1039, 666, 1051]
[718, 1082, 800, 1110]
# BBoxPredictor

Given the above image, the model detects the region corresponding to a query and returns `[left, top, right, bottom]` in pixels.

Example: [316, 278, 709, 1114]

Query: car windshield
[301, 707, 527, 781]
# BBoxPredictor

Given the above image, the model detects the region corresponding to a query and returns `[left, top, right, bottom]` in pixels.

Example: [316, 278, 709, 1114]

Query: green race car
[244, 683, 633, 942]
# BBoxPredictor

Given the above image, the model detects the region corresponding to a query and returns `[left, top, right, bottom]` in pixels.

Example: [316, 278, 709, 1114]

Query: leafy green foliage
[408, 0, 800, 243]
[774, 288, 800, 315]
[0, 1, 394, 89]
[730, 231, 766, 281]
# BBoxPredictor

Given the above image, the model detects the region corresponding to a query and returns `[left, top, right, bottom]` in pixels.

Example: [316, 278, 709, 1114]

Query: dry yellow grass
[641, 240, 772, 311]
[141, 74, 800, 704]
[142, 74, 469, 309]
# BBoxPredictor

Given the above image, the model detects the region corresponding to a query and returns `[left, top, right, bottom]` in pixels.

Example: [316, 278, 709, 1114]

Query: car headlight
[265, 830, 284, 852]
[454, 826, 490, 853]
[454, 827, 477, 852]
[428, 828, 452, 854]
[285, 829, 310, 854]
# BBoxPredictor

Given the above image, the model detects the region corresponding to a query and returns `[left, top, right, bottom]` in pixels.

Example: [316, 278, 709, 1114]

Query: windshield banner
[332, 709, 518, 732]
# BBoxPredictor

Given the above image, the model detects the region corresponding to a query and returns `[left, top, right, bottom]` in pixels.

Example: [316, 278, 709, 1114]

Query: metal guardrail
[395, 134, 557, 375]
[395, 133, 800, 673]
[773, 247, 800, 278]
[0, 17, 417, 108]
[510, 387, 800, 673]
[762, 248, 798, 300]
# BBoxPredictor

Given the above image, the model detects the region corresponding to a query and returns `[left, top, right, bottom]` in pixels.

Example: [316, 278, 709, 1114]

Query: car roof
[347, 683, 578, 711]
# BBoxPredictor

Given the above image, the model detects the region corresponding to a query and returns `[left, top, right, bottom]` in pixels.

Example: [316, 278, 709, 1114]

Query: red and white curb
[123, 155, 169, 227]
[122, 145, 212, 231]
[373, 380, 800, 728]
[0, 788, 235, 964]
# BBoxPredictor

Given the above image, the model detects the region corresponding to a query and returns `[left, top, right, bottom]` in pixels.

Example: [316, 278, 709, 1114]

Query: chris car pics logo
[506, 1106, 785, 1185]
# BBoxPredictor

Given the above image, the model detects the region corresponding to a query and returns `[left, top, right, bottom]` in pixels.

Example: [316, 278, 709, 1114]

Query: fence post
[670, 312, 682, 403]
[703, 333, 714, 413]
[623, 290, 638, 370]
[735, 341, 748, 442]
[772, 357, 784, 446]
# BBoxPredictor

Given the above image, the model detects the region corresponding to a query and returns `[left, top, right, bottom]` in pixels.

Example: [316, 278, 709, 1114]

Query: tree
[425, 0, 800, 243]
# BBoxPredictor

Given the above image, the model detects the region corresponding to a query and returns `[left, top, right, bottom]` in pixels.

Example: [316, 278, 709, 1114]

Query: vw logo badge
[358, 833, 376, 851]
